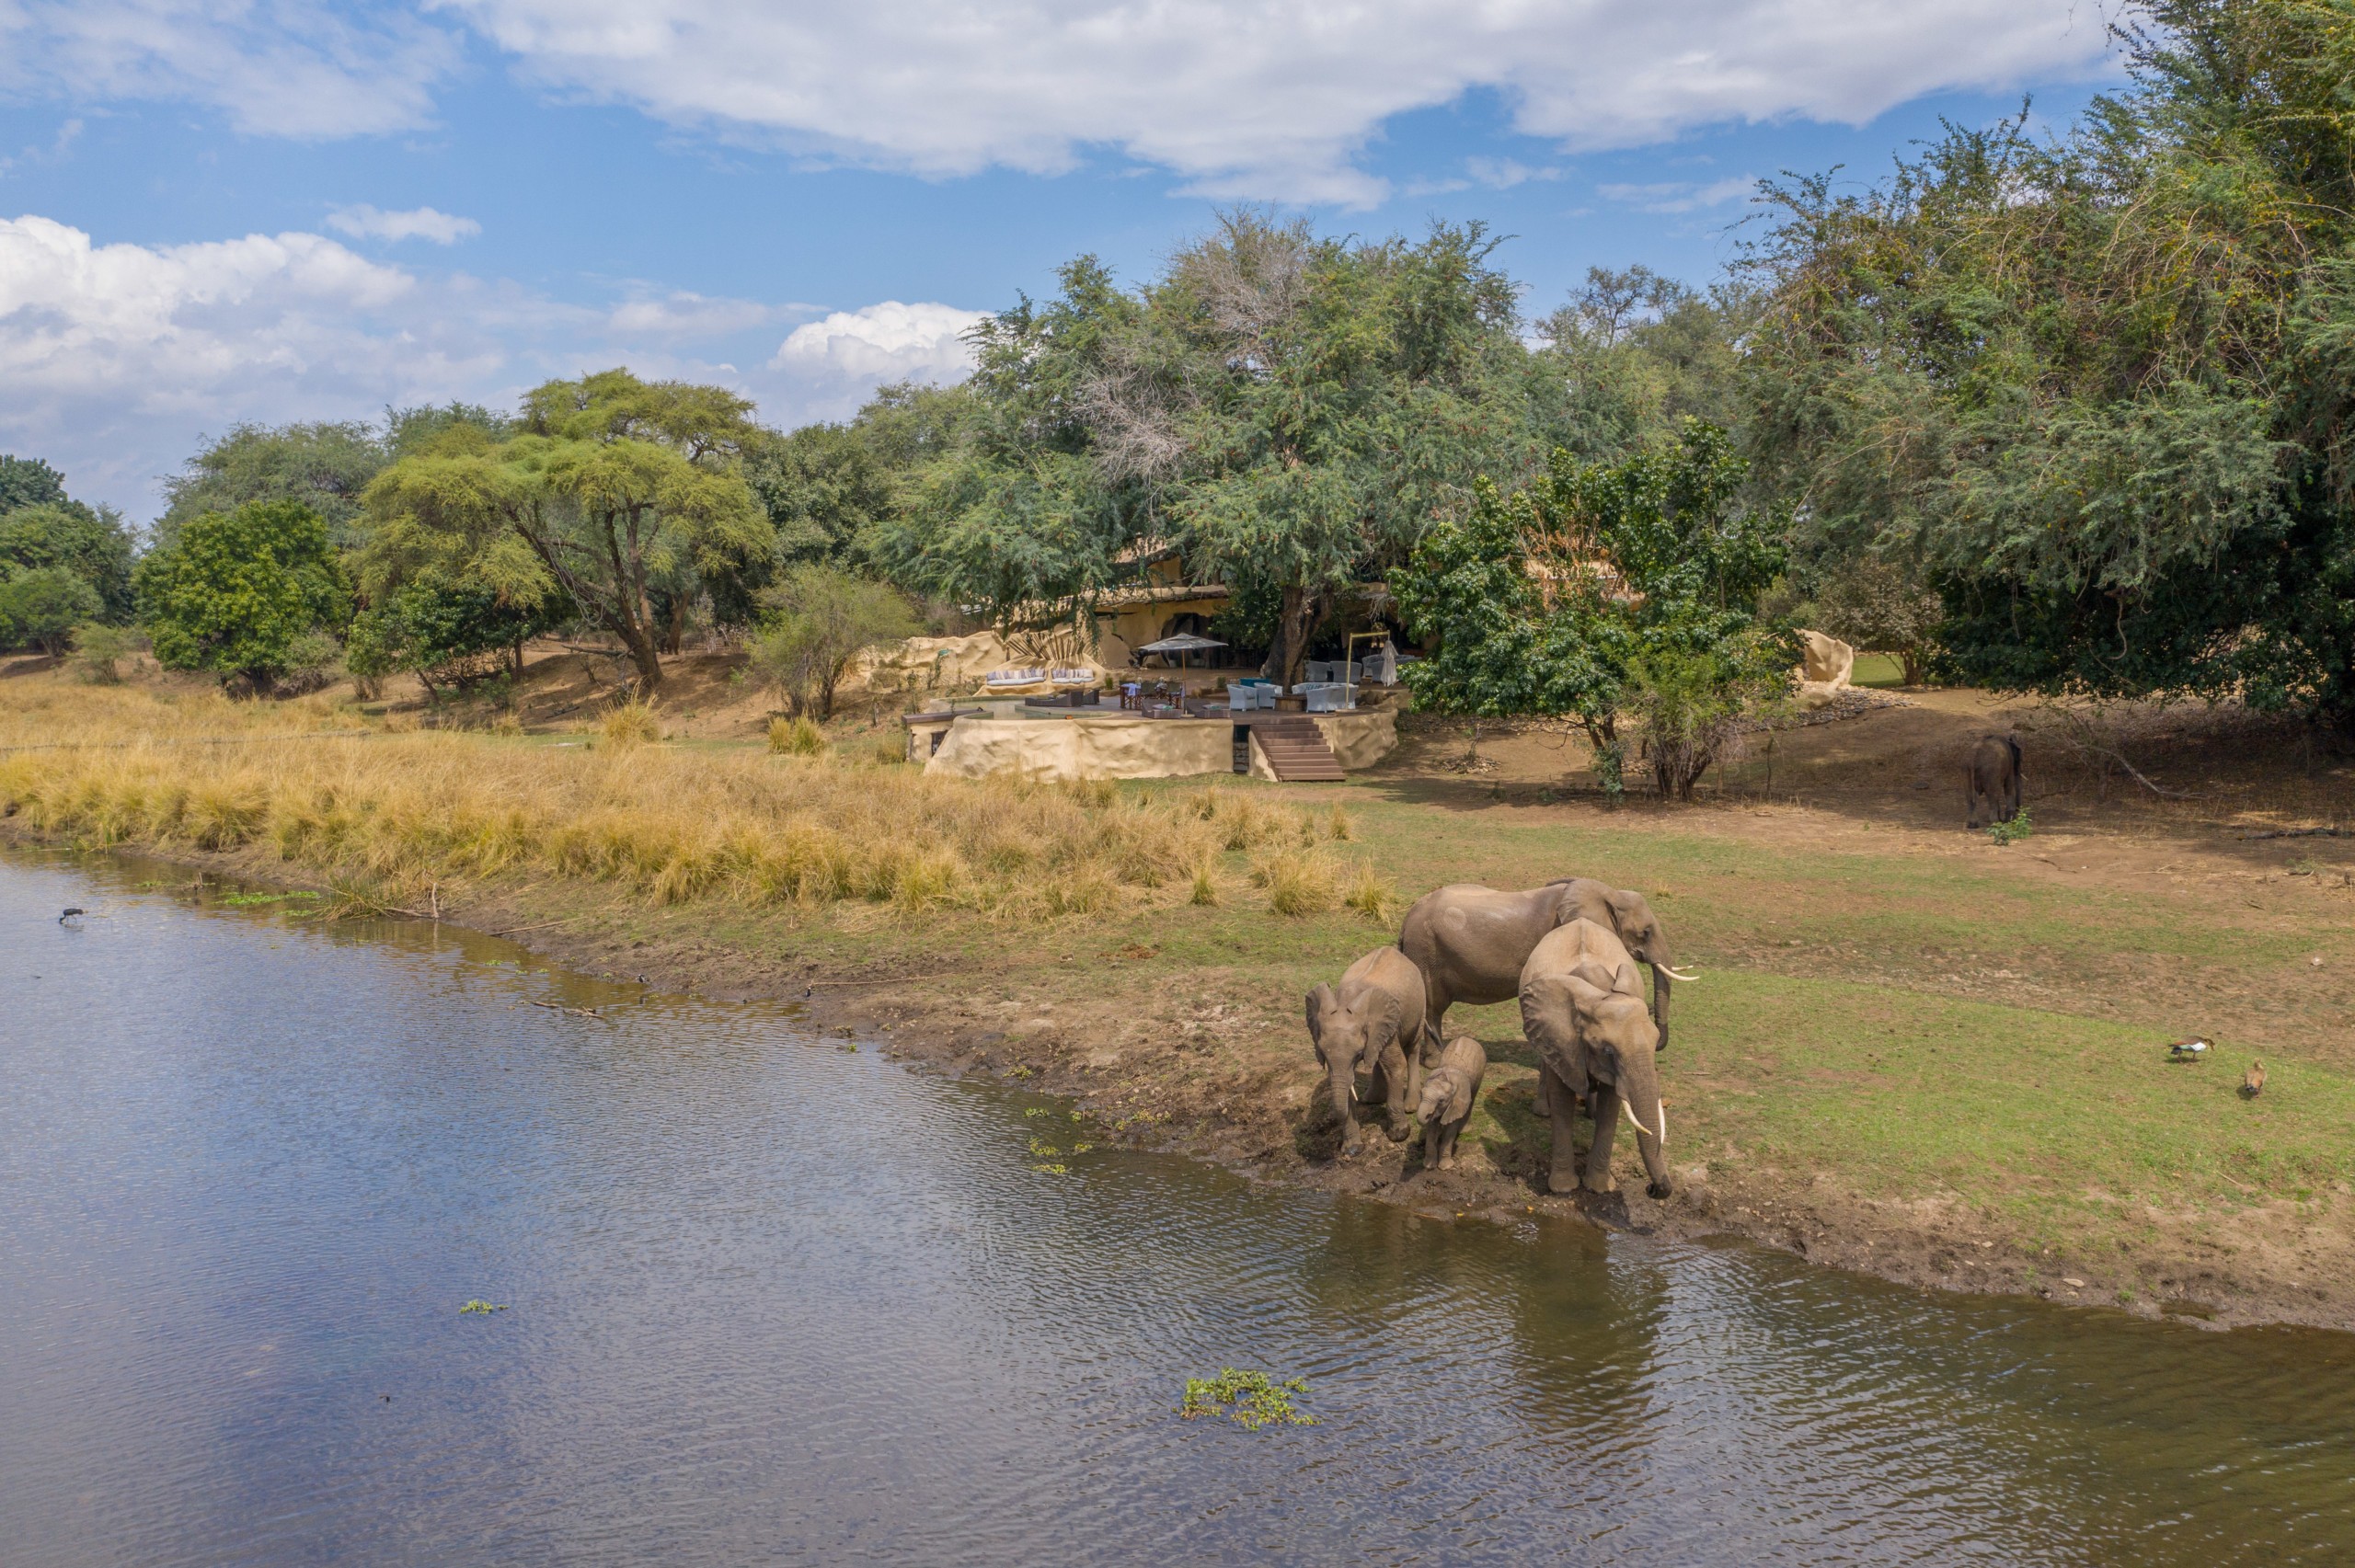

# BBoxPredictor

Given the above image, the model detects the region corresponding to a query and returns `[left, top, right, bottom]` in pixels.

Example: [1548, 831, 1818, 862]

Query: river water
[5, 851, 2354, 1566]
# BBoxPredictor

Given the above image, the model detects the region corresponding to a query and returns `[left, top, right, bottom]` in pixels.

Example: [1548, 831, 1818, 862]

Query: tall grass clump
[600, 700, 662, 748]
[0, 680, 1290, 925]
[1342, 862, 1396, 924]
[1251, 844, 1342, 917]
[769, 715, 826, 756]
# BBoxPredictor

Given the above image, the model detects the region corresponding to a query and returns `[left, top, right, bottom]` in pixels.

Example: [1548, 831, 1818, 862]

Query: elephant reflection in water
[1521, 918, 1671, 1200]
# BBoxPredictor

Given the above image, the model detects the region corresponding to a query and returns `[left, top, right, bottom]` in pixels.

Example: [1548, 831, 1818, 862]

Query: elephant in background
[1305, 946, 1429, 1156]
[1397, 878, 1694, 1062]
[1414, 1036, 1488, 1172]
[1967, 733, 2023, 830]
[1521, 918, 1671, 1200]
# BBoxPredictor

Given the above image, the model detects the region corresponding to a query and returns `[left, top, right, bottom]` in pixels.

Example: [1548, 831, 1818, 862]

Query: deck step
[1253, 717, 1347, 782]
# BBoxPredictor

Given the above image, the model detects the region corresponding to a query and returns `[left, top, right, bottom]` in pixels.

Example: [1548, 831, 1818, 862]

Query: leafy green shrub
[68, 624, 140, 683]
[1988, 807, 2035, 845]
[1623, 636, 1789, 801]
[0, 566, 103, 655]
[134, 499, 350, 690]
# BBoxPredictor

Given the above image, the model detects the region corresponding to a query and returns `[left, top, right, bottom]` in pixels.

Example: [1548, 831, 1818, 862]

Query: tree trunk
[1263, 584, 1323, 689]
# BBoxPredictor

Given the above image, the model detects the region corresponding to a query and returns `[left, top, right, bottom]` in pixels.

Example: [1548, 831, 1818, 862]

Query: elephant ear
[1521, 974, 1587, 1086]
[1363, 987, 1406, 1054]
[1304, 983, 1339, 1061]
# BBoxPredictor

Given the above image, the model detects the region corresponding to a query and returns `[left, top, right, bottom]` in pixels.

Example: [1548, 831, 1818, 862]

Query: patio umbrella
[1135, 632, 1227, 671]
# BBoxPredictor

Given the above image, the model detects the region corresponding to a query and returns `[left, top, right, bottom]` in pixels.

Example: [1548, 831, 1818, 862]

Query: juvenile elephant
[1414, 1036, 1488, 1172]
[1305, 946, 1429, 1156]
[1397, 878, 1694, 1062]
[1521, 918, 1671, 1200]
[1966, 733, 2023, 830]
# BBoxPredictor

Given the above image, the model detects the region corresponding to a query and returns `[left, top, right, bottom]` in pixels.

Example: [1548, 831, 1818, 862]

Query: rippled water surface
[6, 851, 2355, 1566]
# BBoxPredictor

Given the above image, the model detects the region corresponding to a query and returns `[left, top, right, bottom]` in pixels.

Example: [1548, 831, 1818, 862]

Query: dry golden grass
[0, 683, 1328, 921]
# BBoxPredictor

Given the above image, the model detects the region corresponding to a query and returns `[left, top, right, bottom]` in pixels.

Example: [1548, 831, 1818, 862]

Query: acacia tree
[873, 214, 1546, 685]
[1743, 0, 2355, 730]
[362, 372, 772, 691]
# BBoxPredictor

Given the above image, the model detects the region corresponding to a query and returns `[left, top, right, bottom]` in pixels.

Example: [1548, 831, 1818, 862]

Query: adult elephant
[1521, 918, 1671, 1198]
[1397, 878, 1694, 1062]
[1966, 733, 2023, 830]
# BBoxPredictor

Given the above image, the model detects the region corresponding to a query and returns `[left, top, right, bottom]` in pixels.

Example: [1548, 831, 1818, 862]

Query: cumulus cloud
[0, 0, 458, 137]
[438, 0, 2117, 201]
[0, 213, 975, 516]
[326, 204, 481, 244]
[0, 213, 500, 510]
[772, 301, 984, 383]
[1597, 174, 1759, 213]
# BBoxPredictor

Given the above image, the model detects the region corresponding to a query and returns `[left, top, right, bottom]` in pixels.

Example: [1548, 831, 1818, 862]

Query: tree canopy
[872, 213, 1559, 683]
[136, 500, 351, 687]
[1393, 422, 1787, 793]
[360, 370, 771, 690]
[1743, 0, 2355, 728]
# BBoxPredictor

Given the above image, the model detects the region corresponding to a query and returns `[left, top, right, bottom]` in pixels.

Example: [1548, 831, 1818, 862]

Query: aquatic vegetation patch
[1178, 1368, 1315, 1429]
[458, 1299, 508, 1315]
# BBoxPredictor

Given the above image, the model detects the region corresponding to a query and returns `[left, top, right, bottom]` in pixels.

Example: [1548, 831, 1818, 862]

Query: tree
[748, 565, 919, 718]
[361, 370, 773, 691]
[0, 567, 103, 655]
[135, 500, 351, 689]
[1392, 422, 1787, 796]
[872, 213, 1549, 686]
[1742, 0, 2355, 731]
[1807, 556, 1943, 686]
[0, 502, 136, 621]
[0, 454, 72, 514]
[159, 422, 387, 546]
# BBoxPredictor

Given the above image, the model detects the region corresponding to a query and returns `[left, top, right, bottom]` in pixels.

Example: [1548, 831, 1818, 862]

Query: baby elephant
[1414, 1036, 1487, 1172]
[1305, 946, 1430, 1156]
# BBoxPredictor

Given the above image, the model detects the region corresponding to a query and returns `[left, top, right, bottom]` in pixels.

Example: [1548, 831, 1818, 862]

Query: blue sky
[0, 1, 2120, 521]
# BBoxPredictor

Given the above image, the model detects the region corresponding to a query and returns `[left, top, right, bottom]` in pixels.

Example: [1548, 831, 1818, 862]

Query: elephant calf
[1305, 946, 1429, 1157]
[1414, 1036, 1488, 1172]
[1966, 733, 2023, 830]
[1521, 918, 1671, 1200]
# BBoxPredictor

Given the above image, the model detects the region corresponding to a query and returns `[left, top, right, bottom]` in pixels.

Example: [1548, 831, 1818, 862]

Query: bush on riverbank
[0, 683, 1342, 920]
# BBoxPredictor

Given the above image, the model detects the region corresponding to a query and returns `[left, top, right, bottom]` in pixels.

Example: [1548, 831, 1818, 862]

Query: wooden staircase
[1253, 715, 1347, 782]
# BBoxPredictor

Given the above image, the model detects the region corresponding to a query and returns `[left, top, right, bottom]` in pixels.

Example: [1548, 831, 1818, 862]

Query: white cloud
[435, 0, 2117, 201]
[1597, 174, 1759, 213]
[608, 291, 780, 338]
[772, 301, 983, 383]
[326, 204, 481, 244]
[1466, 157, 1565, 189]
[0, 213, 975, 518]
[0, 213, 500, 512]
[0, 0, 458, 137]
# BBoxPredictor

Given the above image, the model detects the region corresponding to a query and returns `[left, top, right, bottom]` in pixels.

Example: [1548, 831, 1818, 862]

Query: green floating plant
[1179, 1368, 1316, 1429]
[458, 1299, 509, 1315]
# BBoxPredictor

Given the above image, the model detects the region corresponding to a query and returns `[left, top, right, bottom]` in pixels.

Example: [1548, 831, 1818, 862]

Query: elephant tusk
[1620, 1096, 1662, 1143]
[1658, 967, 1700, 983]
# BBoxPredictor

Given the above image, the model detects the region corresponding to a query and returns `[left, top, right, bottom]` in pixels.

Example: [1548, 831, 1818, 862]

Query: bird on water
[57, 908, 84, 924]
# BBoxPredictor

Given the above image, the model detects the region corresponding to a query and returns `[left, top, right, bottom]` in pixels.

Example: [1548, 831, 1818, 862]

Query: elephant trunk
[1649, 962, 1674, 1053]
[1327, 1056, 1361, 1149]
[1617, 1052, 1672, 1198]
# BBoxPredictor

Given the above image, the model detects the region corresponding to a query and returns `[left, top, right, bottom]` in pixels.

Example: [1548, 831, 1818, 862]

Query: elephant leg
[1374, 1049, 1413, 1141]
[1543, 1063, 1581, 1195]
[1582, 1083, 1621, 1193]
[1441, 1120, 1462, 1170]
[1419, 994, 1449, 1070]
